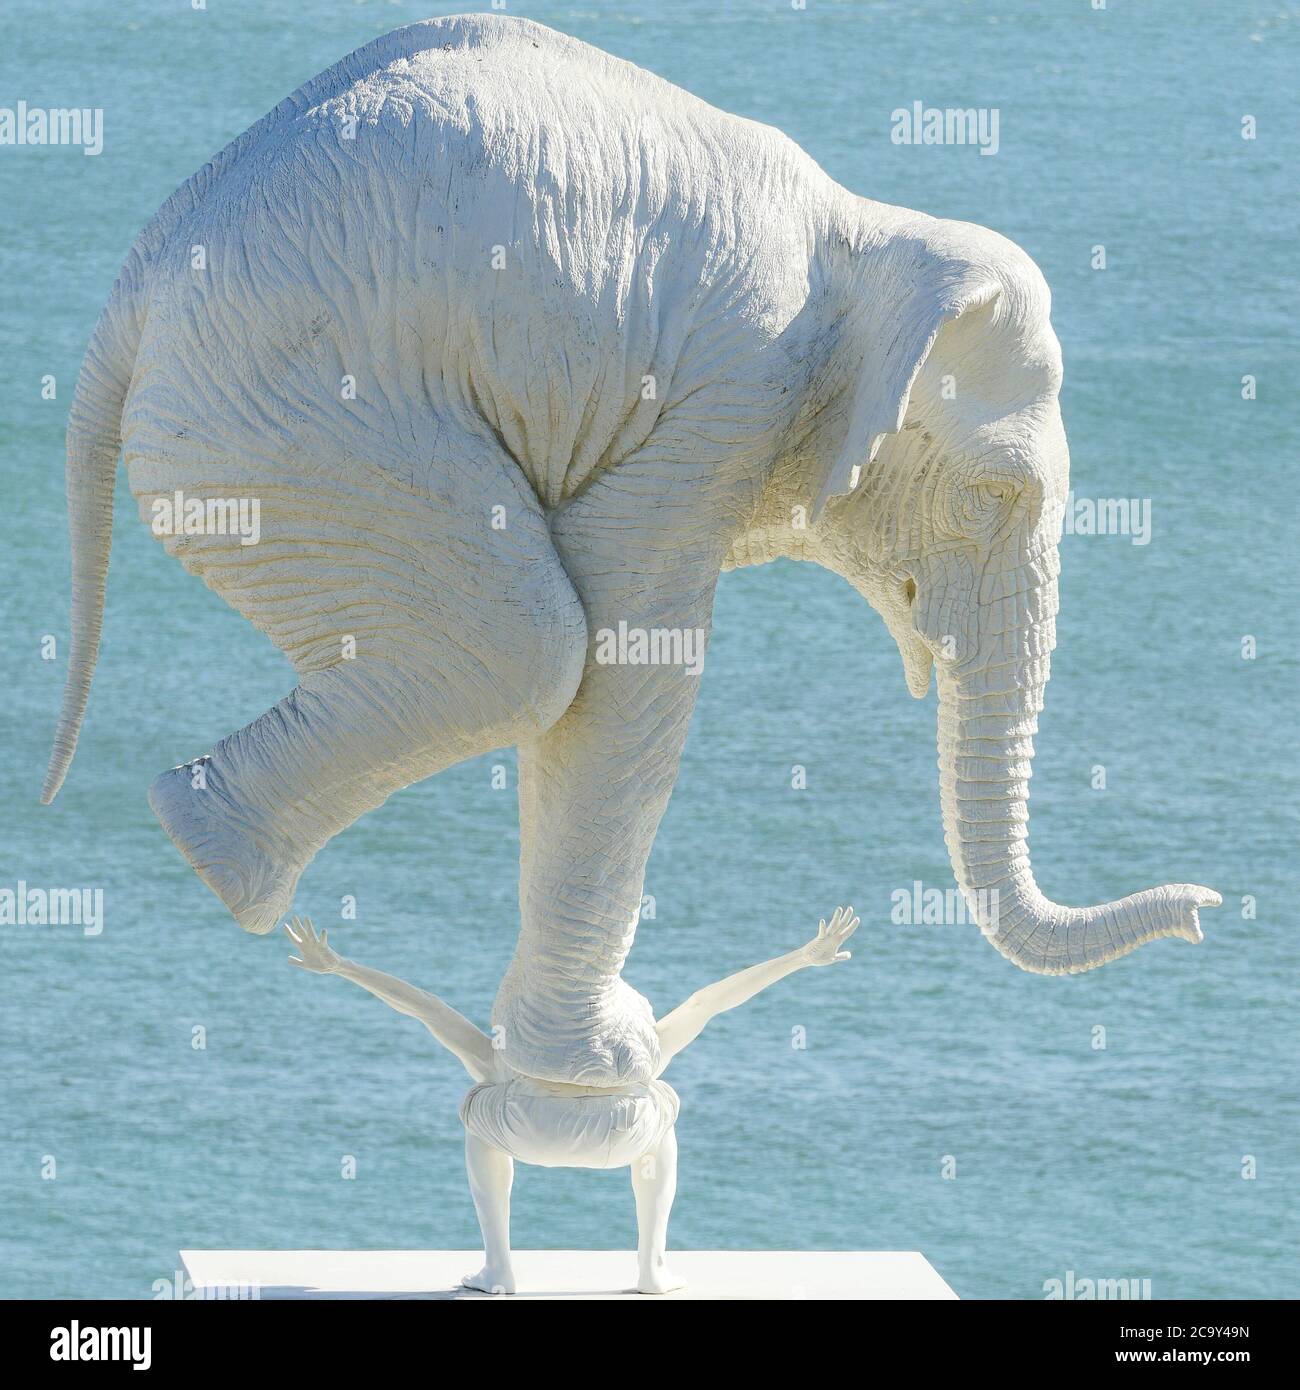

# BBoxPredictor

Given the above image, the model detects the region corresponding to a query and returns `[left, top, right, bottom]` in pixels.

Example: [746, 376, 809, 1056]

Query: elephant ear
[811, 261, 1003, 521]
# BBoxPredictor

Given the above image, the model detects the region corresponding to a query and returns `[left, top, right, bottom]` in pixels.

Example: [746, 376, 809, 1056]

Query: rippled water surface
[1, 0, 1296, 1298]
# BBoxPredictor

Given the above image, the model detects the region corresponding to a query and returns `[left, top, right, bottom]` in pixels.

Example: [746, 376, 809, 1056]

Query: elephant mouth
[899, 627, 934, 698]
[889, 571, 934, 698]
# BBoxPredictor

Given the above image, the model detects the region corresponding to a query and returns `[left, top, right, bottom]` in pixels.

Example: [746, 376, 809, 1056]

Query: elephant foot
[148, 759, 303, 933]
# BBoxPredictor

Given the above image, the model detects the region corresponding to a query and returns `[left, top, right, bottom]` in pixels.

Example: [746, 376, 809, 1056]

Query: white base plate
[179, 1249, 957, 1300]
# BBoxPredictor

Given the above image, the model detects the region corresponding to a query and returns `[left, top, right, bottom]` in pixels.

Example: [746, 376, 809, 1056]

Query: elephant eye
[950, 478, 1022, 541]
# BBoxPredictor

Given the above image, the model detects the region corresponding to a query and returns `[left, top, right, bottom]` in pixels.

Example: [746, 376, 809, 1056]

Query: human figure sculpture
[285, 908, 859, 1295]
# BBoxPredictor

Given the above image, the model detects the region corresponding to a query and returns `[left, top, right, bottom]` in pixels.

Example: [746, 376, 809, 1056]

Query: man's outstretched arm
[285, 917, 496, 1082]
[654, 906, 859, 1071]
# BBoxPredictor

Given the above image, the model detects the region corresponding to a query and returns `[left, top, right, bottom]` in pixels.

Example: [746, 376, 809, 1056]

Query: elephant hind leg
[149, 475, 587, 933]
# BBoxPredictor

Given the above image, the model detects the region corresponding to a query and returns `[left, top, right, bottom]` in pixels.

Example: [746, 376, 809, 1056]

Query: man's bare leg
[462, 1134, 516, 1294]
[631, 1127, 685, 1294]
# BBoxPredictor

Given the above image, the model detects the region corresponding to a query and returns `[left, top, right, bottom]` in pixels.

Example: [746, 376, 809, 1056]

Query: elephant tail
[41, 269, 141, 804]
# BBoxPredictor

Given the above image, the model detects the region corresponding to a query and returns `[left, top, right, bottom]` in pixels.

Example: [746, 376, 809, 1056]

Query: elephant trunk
[933, 558, 1218, 974]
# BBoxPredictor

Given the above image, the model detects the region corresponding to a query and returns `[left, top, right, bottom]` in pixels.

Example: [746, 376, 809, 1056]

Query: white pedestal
[178, 1249, 957, 1300]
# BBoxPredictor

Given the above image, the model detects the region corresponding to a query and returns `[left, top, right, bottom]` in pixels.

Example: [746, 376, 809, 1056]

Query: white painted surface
[44, 11, 1218, 1017]
[179, 1249, 957, 1300]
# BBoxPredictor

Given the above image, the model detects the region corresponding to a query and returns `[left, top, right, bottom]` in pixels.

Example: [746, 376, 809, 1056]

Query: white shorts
[459, 1078, 680, 1169]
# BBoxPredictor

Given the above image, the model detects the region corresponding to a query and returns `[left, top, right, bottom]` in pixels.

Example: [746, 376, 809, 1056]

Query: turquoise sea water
[2, 0, 1296, 1300]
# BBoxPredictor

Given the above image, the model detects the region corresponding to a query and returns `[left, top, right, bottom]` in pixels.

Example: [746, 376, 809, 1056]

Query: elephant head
[806, 216, 1218, 974]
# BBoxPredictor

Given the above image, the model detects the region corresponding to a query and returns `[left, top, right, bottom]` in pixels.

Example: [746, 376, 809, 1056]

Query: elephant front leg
[500, 634, 707, 1084]
[495, 530, 721, 1084]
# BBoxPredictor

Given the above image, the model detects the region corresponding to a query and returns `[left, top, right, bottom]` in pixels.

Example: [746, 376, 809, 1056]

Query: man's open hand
[802, 906, 860, 966]
[285, 916, 342, 975]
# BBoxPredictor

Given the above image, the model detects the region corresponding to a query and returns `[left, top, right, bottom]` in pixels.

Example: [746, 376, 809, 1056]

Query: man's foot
[148, 759, 304, 934]
[461, 1264, 516, 1295]
[637, 1259, 686, 1295]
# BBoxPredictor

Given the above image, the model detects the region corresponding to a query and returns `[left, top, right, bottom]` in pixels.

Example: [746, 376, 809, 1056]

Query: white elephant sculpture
[43, 15, 1218, 1091]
